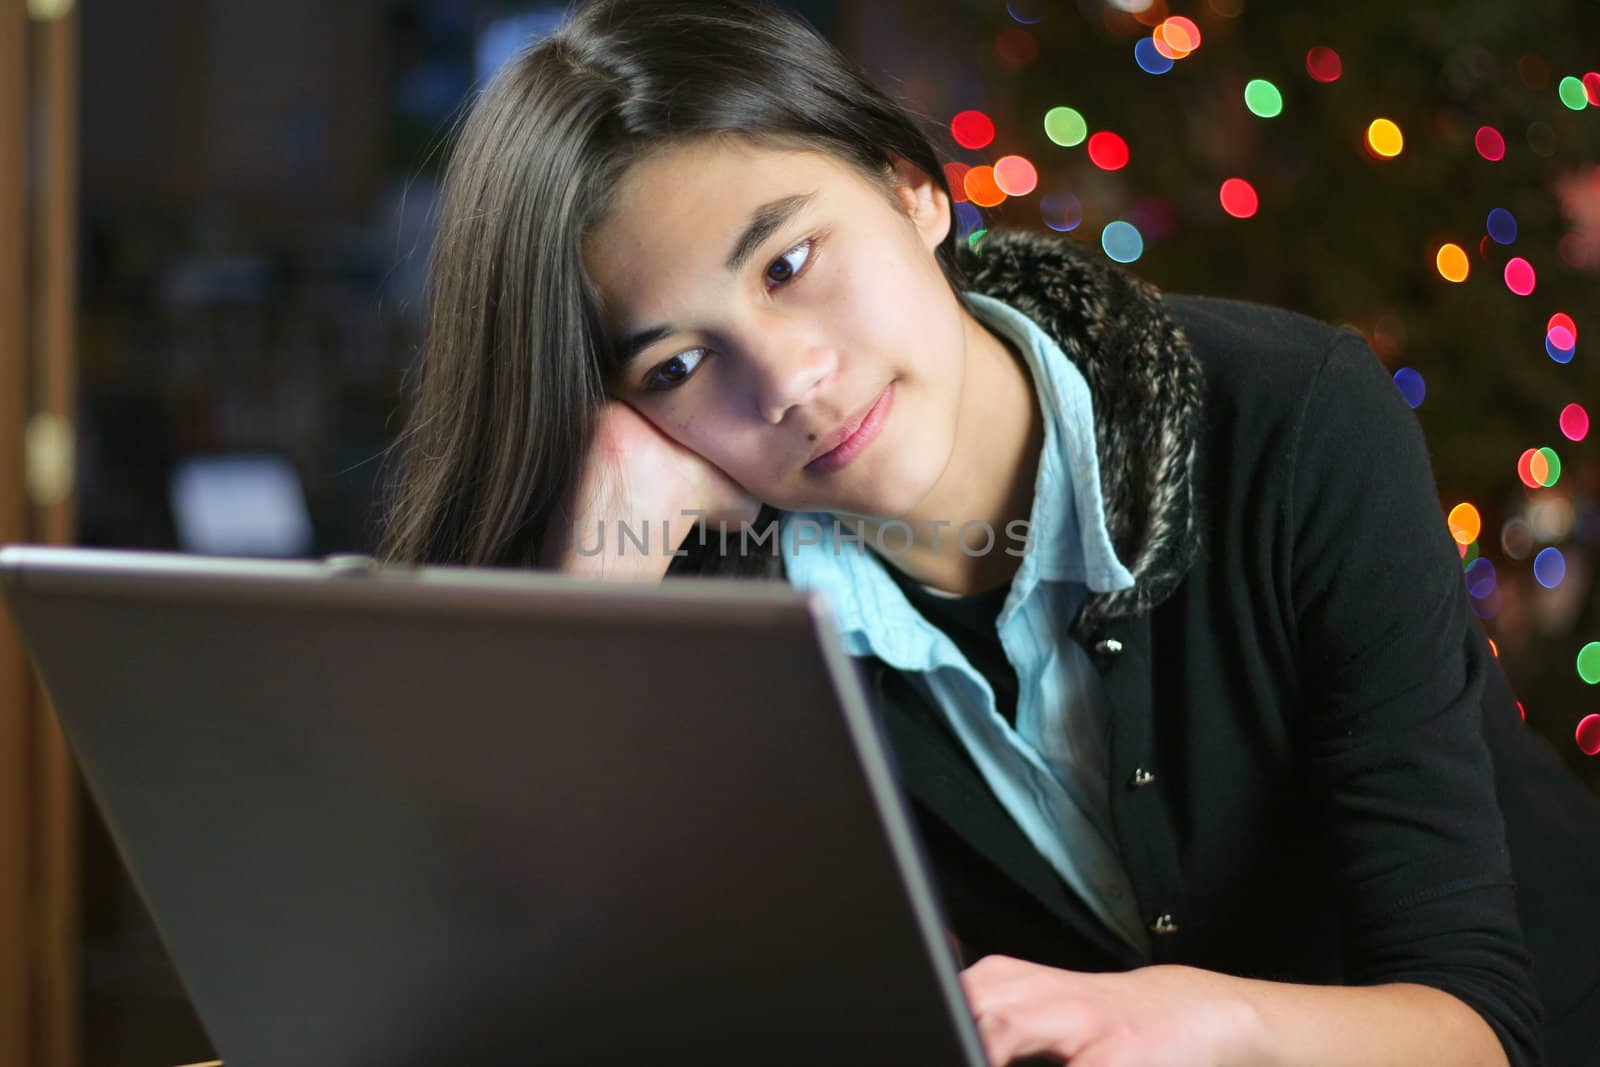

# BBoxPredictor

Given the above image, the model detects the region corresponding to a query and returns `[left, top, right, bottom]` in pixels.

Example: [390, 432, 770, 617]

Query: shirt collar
[779, 290, 1135, 662]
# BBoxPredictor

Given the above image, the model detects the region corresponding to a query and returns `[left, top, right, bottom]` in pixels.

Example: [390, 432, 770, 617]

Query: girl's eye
[640, 235, 819, 394]
[764, 236, 816, 290]
[643, 347, 707, 393]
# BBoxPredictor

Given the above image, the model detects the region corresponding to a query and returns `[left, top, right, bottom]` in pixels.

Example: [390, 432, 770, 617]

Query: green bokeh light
[1537, 446, 1562, 487]
[1578, 642, 1600, 685]
[1557, 76, 1589, 111]
[1044, 106, 1088, 147]
[1245, 79, 1284, 118]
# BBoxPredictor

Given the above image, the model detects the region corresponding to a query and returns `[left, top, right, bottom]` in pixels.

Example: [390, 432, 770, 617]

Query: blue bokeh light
[1546, 334, 1576, 364]
[1486, 208, 1518, 245]
[1393, 367, 1426, 408]
[1465, 557, 1497, 599]
[1134, 38, 1175, 75]
[1101, 220, 1145, 263]
[1040, 192, 1084, 232]
[1533, 547, 1567, 589]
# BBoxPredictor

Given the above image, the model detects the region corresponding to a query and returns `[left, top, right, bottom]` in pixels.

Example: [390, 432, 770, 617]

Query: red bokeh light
[1219, 178, 1259, 218]
[1087, 131, 1130, 171]
[950, 110, 996, 151]
[1576, 714, 1600, 757]
[943, 162, 972, 203]
[1474, 126, 1505, 162]
[1306, 46, 1342, 83]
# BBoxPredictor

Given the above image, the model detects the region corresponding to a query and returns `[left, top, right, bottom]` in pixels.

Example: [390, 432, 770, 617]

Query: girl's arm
[959, 956, 1511, 1067]
[961, 333, 1537, 1067]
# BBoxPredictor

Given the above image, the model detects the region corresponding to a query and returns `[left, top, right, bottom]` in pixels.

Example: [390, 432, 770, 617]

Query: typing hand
[958, 954, 1251, 1067]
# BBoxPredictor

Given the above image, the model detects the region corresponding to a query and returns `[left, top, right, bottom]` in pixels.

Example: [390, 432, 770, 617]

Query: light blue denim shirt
[778, 290, 1150, 958]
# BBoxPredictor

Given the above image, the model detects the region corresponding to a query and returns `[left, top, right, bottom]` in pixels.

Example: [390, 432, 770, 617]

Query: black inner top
[878, 556, 1022, 730]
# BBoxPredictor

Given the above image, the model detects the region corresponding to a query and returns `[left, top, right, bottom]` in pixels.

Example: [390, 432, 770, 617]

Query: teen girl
[375, 2, 1600, 1063]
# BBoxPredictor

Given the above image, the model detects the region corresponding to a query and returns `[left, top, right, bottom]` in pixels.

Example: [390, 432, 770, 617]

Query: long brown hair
[372, 0, 964, 575]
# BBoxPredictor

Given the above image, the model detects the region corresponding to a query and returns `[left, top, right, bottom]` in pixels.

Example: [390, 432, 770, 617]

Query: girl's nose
[745, 332, 838, 425]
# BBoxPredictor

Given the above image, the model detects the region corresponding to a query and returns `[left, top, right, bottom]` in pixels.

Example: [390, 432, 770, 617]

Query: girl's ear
[888, 154, 952, 251]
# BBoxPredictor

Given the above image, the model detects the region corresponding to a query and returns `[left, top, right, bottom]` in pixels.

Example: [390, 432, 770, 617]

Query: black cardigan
[840, 292, 1600, 1067]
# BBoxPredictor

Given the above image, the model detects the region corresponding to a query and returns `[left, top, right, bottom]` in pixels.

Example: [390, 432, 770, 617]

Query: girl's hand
[958, 955, 1255, 1067]
[540, 401, 762, 580]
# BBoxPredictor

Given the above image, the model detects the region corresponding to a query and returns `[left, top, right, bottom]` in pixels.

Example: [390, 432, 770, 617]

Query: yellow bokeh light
[1435, 243, 1470, 282]
[1447, 502, 1481, 546]
[1367, 118, 1404, 158]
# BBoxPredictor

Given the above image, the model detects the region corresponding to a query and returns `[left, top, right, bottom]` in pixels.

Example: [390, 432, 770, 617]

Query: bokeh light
[1306, 46, 1342, 83]
[1529, 497, 1575, 542]
[1435, 243, 1470, 282]
[963, 165, 1006, 207]
[1163, 16, 1201, 50]
[1101, 220, 1145, 263]
[1577, 715, 1600, 756]
[1044, 106, 1088, 147]
[1245, 79, 1284, 118]
[1519, 55, 1550, 92]
[995, 26, 1039, 67]
[1534, 547, 1567, 589]
[944, 162, 972, 203]
[1559, 403, 1589, 442]
[1528, 121, 1556, 156]
[953, 201, 983, 239]
[1486, 208, 1518, 245]
[951, 110, 996, 150]
[1135, 38, 1175, 75]
[1557, 76, 1589, 111]
[1007, 0, 1046, 23]
[1517, 448, 1547, 489]
[1393, 367, 1426, 408]
[1366, 118, 1404, 157]
[1465, 557, 1497, 599]
[1219, 178, 1259, 218]
[1585, 72, 1600, 105]
[1474, 126, 1506, 161]
[1547, 329, 1575, 364]
[1504, 257, 1536, 296]
[1537, 447, 1562, 487]
[993, 155, 1039, 196]
[1501, 517, 1533, 560]
[1153, 17, 1201, 60]
[1448, 502, 1482, 545]
[1040, 192, 1083, 232]
[1579, 643, 1600, 685]
[1548, 313, 1578, 343]
[1087, 131, 1130, 170]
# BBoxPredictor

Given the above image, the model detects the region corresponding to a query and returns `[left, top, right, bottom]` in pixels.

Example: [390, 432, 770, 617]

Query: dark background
[70, 1, 1598, 1061]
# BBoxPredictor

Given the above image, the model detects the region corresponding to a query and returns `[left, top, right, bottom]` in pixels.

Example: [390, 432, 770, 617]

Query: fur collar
[720, 228, 1202, 636]
[955, 228, 1203, 636]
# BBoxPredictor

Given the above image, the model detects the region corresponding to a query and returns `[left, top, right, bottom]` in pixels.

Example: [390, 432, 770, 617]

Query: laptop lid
[0, 545, 988, 1066]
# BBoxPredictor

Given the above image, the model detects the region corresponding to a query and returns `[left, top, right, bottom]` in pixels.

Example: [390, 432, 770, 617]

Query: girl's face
[584, 138, 970, 521]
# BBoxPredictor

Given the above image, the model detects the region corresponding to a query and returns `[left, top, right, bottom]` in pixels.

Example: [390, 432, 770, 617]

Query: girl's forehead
[585, 142, 868, 298]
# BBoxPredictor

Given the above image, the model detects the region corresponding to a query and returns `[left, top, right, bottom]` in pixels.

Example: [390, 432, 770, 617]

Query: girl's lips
[805, 382, 893, 474]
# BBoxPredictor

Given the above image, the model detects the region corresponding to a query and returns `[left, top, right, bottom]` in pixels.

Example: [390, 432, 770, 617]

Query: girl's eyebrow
[614, 190, 818, 369]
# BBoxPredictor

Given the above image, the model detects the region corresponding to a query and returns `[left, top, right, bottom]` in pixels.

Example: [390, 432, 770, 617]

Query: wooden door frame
[3, 2, 82, 1065]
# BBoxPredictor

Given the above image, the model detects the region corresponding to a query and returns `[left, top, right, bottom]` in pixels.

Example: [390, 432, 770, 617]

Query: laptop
[0, 544, 990, 1066]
